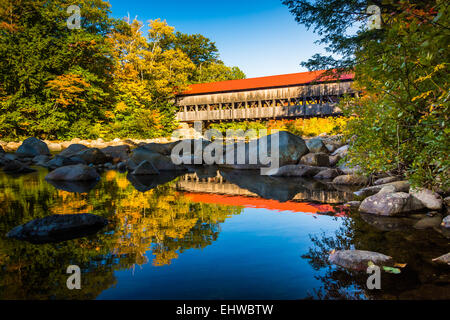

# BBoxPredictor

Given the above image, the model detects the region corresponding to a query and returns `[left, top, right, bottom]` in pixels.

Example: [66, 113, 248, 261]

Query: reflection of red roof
[182, 70, 354, 96]
[182, 192, 346, 216]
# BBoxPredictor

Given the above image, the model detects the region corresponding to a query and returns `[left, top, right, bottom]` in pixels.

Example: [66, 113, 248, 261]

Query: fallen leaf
[394, 263, 407, 268]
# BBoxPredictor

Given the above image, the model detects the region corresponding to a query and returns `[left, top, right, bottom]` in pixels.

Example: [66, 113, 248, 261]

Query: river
[0, 167, 448, 299]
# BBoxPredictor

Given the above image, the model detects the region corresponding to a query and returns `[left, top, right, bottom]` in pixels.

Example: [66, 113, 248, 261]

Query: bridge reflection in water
[175, 168, 356, 214]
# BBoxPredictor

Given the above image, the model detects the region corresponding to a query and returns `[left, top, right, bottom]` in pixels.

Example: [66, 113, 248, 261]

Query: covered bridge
[175, 70, 355, 123]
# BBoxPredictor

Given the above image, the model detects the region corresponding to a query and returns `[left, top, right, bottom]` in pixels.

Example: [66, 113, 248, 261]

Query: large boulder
[128, 147, 186, 171]
[359, 192, 426, 216]
[45, 164, 100, 181]
[329, 250, 393, 271]
[410, 188, 443, 210]
[221, 131, 309, 170]
[16, 137, 50, 157]
[100, 145, 131, 162]
[59, 144, 88, 157]
[306, 138, 328, 153]
[6, 214, 108, 243]
[300, 153, 330, 167]
[74, 148, 108, 165]
[332, 174, 369, 185]
[131, 160, 160, 175]
[314, 168, 343, 179]
[267, 164, 328, 177]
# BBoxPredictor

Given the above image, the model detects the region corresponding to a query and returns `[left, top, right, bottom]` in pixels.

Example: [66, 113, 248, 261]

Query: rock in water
[6, 214, 108, 243]
[300, 153, 330, 167]
[129, 147, 187, 171]
[74, 148, 108, 165]
[16, 137, 50, 157]
[441, 215, 450, 228]
[131, 160, 160, 175]
[359, 192, 425, 216]
[410, 187, 443, 210]
[306, 138, 328, 153]
[332, 174, 368, 185]
[432, 253, 450, 265]
[329, 250, 393, 271]
[45, 164, 100, 181]
[314, 168, 343, 179]
[59, 144, 89, 157]
[266, 164, 328, 177]
[101, 145, 131, 161]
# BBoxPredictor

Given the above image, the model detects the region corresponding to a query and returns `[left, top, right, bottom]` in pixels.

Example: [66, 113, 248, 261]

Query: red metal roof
[182, 70, 354, 96]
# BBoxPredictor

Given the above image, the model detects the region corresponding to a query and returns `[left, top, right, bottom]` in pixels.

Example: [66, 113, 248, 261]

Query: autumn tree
[284, 0, 449, 188]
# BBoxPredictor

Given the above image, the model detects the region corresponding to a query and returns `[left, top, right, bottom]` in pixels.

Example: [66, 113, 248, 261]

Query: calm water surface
[0, 167, 448, 299]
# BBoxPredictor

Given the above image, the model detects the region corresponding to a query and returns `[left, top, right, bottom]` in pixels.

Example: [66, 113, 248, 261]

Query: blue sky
[107, 0, 327, 78]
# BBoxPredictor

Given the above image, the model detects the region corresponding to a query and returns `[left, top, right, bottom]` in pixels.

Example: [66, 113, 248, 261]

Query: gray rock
[432, 253, 450, 265]
[344, 201, 361, 209]
[300, 153, 330, 167]
[267, 164, 328, 177]
[100, 145, 131, 161]
[45, 155, 86, 169]
[129, 147, 186, 171]
[314, 168, 343, 179]
[329, 250, 392, 271]
[331, 145, 349, 157]
[354, 181, 411, 198]
[359, 192, 426, 216]
[131, 160, 160, 175]
[74, 148, 108, 165]
[306, 138, 328, 153]
[16, 137, 50, 157]
[441, 215, 450, 228]
[328, 155, 341, 167]
[59, 144, 88, 157]
[117, 162, 127, 172]
[410, 187, 443, 210]
[45, 164, 100, 181]
[374, 176, 401, 185]
[6, 214, 108, 243]
[333, 174, 369, 185]
[325, 144, 336, 153]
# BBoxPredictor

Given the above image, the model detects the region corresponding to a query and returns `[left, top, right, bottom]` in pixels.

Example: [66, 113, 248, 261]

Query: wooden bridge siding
[176, 80, 353, 122]
[176, 104, 341, 122]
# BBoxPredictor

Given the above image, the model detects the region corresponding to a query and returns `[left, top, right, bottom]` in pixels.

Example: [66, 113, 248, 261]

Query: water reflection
[0, 167, 447, 300]
[302, 211, 450, 299]
[0, 168, 242, 299]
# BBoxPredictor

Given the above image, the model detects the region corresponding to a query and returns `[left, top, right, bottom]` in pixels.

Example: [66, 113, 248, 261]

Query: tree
[0, 0, 119, 139]
[284, 0, 449, 188]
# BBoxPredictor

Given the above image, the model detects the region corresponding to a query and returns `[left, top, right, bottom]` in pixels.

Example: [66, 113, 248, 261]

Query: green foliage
[0, 2, 245, 140]
[285, 0, 449, 188]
